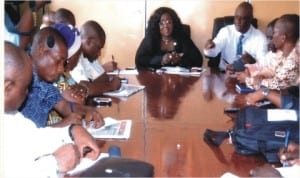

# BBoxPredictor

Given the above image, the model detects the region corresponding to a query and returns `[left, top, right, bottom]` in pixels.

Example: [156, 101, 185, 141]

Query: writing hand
[82, 106, 104, 129]
[103, 61, 118, 72]
[278, 142, 300, 166]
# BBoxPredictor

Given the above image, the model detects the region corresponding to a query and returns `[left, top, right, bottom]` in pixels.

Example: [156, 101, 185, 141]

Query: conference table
[84, 68, 267, 177]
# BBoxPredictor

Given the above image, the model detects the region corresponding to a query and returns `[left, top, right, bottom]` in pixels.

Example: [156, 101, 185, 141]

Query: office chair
[207, 16, 258, 68]
[182, 24, 191, 37]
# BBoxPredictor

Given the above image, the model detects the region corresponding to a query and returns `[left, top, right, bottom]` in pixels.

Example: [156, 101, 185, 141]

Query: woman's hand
[162, 52, 183, 65]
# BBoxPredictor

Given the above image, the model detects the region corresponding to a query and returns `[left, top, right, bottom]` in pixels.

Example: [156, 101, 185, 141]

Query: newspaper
[86, 117, 132, 139]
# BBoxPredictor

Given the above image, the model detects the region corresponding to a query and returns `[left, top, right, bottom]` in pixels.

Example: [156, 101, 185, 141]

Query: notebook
[103, 84, 145, 97]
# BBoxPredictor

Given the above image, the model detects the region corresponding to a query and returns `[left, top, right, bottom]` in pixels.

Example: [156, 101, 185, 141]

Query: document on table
[67, 153, 109, 175]
[103, 84, 145, 98]
[267, 109, 298, 121]
[107, 69, 139, 75]
[86, 117, 132, 139]
[156, 66, 206, 76]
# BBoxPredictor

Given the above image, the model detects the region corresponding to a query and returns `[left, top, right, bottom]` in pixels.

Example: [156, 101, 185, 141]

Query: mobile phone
[224, 107, 240, 113]
[120, 78, 128, 84]
[125, 67, 136, 70]
[93, 97, 112, 107]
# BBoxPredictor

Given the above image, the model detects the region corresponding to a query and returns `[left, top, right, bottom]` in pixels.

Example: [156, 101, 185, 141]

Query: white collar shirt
[204, 24, 268, 70]
[2, 112, 72, 178]
[70, 54, 105, 83]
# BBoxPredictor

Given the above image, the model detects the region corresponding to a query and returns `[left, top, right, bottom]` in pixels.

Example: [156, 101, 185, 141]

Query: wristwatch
[262, 88, 270, 98]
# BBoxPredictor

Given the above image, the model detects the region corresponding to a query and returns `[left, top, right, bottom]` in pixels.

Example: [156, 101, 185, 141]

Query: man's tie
[236, 35, 244, 56]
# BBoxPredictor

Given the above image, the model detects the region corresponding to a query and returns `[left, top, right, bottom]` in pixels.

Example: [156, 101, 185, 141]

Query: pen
[282, 130, 290, 167]
[112, 54, 120, 76]
[112, 55, 115, 62]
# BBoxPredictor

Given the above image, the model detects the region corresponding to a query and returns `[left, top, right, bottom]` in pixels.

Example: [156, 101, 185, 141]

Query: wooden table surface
[86, 69, 266, 177]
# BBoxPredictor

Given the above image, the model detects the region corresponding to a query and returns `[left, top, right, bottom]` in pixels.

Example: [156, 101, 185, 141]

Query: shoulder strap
[203, 129, 229, 146]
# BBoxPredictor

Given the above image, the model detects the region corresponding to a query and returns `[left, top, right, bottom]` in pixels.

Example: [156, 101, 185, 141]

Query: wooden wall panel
[49, 0, 299, 68]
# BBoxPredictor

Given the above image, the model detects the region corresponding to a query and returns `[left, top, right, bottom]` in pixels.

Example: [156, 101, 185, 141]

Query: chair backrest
[212, 16, 258, 38]
[182, 24, 191, 37]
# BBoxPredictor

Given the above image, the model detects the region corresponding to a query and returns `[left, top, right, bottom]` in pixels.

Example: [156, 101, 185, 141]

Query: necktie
[236, 35, 244, 56]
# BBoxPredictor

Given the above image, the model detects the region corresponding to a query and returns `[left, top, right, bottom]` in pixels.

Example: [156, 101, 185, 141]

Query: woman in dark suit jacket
[135, 7, 203, 69]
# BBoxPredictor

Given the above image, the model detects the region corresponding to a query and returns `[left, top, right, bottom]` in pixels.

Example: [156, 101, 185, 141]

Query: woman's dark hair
[146, 7, 184, 51]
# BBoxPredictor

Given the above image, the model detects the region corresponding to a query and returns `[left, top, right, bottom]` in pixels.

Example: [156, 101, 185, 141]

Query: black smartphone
[93, 97, 112, 107]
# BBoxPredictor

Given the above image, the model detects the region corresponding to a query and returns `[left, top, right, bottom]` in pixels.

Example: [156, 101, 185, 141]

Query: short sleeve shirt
[20, 71, 62, 127]
[70, 54, 105, 83]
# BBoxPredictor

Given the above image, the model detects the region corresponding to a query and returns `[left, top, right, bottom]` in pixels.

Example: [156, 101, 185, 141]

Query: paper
[107, 69, 139, 75]
[67, 153, 109, 175]
[156, 66, 205, 76]
[103, 84, 145, 97]
[86, 117, 132, 139]
[267, 109, 298, 121]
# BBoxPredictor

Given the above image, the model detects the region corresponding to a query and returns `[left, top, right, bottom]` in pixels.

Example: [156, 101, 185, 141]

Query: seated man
[204, 2, 267, 71]
[5, 1, 48, 49]
[55, 7, 76, 26]
[19, 27, 104, 128]
[70, 20, 121, 97]
[3, 41, 100, 178]
[40, 10, 56, 29]
[236, 14, 299, 90]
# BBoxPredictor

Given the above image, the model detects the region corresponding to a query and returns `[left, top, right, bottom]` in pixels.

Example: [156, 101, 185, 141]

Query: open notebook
[103, 84, 145, 98]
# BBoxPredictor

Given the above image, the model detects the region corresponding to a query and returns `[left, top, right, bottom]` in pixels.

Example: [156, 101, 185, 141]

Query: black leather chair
[182, 24, 191, 37]
[207, 16, 258, 68]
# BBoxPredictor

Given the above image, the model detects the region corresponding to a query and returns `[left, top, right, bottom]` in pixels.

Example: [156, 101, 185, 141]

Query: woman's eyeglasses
[159, 20, 172, 26]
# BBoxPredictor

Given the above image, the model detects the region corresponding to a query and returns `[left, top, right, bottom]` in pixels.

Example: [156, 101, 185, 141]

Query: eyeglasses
[159, 20, 172, 26]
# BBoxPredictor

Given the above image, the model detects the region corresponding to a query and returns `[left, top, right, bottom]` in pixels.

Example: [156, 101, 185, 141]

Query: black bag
[79, 157, 154, 177]
[204, 106, 299, 163]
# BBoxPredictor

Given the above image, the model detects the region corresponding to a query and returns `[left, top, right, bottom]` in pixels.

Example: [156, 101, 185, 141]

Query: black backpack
[204, 106, 299, 163]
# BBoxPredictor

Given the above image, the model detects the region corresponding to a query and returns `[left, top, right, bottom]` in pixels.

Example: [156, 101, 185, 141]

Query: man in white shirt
[204, 2, 267, 71]
[2, 41, 100, 178]
[70, 20, 121, 96]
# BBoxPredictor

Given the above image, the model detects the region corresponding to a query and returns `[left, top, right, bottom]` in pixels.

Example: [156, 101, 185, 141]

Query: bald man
[70, 20, 121, 97]
[3, 41, 100, 177]
[204, 2, 267, 71]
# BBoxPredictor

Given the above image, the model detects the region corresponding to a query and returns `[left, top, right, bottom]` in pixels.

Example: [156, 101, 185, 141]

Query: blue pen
[282, 130, 290, 167]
